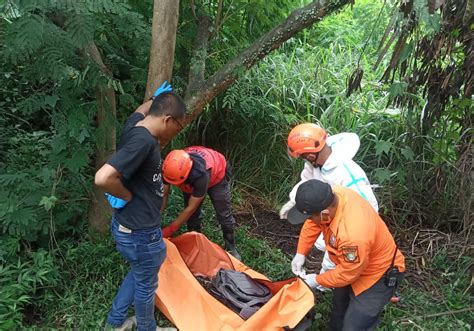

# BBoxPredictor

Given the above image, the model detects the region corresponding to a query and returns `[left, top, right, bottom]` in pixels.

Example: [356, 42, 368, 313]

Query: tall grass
[184, 0, 465, 230]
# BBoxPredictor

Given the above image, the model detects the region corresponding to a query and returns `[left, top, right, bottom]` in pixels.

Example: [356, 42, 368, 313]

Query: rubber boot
[187, 217, 202, 233]
[222, 226, 242, 261]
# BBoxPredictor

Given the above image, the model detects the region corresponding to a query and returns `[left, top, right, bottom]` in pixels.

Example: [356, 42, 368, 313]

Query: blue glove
[152, 80, 173, 99]
[105, 193, 128, 209]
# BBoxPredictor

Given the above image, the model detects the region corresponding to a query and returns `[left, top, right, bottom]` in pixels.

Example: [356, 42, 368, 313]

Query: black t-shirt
[107, 112, 164, 230]
[186, 154, 210, 197]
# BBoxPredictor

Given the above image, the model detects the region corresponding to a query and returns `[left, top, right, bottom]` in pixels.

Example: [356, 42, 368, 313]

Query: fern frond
[65, 13, 95, 48]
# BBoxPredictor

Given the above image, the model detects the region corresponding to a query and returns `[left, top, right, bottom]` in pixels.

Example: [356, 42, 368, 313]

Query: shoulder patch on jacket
[342, 246, 359, 263]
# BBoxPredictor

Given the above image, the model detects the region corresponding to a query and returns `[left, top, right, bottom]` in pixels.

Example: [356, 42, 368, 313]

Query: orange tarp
[155, 232, 315, 331]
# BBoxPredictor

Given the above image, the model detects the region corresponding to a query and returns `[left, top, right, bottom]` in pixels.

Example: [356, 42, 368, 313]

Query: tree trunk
[185, 15, 212, 100]
[85, 42, 117, 235]
[144, 0, 180, 101]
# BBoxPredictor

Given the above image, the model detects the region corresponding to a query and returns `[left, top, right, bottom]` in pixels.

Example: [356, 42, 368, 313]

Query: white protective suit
[285, 133, 379, 276]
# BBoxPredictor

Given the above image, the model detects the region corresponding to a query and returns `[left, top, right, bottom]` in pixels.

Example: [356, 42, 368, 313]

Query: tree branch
[215, 0, 224, 31]
[184, 0, 351, 124]
[84, 42, 113, 78]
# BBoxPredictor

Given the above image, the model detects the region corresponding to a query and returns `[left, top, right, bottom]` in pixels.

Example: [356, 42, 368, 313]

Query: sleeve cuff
[316, 273, 329, 288]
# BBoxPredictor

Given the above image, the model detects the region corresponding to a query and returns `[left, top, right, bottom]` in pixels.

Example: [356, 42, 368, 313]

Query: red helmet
[163, 150, 193, 185]
[287, 123, 327, 158]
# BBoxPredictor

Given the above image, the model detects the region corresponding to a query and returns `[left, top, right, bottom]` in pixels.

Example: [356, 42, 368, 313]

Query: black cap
[292, 180, 334, 223]
[287, 206, 310, 225]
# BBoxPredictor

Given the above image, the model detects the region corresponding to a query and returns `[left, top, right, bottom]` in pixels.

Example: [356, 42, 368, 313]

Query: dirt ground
[234, 203, 324, 271]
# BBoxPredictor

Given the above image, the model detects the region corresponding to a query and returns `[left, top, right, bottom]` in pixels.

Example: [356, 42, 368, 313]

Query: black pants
[183, 164, 235, 232]
[328, 274, 397, 331]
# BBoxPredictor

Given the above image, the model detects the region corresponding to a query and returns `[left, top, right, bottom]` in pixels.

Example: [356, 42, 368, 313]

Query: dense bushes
[186, 0, 467, 231]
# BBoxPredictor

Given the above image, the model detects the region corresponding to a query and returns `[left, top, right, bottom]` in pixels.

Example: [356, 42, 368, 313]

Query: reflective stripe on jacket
[296, 186, 405, 295]
[179, 146, 227, 193]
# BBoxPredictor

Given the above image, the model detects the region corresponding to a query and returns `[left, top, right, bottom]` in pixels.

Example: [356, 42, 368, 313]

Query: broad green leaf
[44, 95, 59, 108]
[399, 42, 413, 63]
[401, 147, 415, 161]
[388, 82, 408, 98]
[39, 196, 58, 211]
[374, 169, 391, 184]
[375, 140, 392, 156]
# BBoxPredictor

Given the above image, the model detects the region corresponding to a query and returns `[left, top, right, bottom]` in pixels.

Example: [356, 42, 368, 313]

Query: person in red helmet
[160, 146, 241, 260]
[283, 123, 379, 292]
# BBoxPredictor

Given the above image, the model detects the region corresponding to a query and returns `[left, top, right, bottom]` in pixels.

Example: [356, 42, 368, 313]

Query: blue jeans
[107, 217, 167, 331]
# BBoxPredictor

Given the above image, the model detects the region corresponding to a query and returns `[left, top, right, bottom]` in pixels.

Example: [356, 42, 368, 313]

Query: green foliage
[237, 226, 293, 280]
[37, 237, 128, 329]
[379, 251, 473, 330]
[187, 0, 466, 229]
[0, 238, 59, 329]
[1, 0, 470, 329]
[0, 1, 153, 328]
[308, 250, 473, 330]
[33, 194, 291, 329]
[173, 0, 301, 89]
[33, 204, 473, 330]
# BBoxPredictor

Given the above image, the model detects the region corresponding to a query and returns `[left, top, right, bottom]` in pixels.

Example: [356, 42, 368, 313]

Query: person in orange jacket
[160, 146, 241, 260]
[291, 179, 405, 330]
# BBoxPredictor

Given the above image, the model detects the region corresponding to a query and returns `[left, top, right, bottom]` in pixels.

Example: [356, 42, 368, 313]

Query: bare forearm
[160, 185, 170, 213]
[95, 168, 132, 201]
[104, 179, 132, 201]
[173, 207, 196, 227]
[160, 196, 168, 213]
[135, 100, 153, 116]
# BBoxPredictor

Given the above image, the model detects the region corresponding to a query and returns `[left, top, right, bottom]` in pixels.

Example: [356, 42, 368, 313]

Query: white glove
[291, 253, 306, 276]
[279, 200, 296, 219]
[303, 273, 319, 289]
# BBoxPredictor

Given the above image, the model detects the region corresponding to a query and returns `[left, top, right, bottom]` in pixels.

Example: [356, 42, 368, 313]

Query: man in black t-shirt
[95, 85, 186, 331]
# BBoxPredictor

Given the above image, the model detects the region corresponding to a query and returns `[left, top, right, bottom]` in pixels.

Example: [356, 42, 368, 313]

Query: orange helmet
[287, 123, 327, 158]
[163, 150, 193, 185]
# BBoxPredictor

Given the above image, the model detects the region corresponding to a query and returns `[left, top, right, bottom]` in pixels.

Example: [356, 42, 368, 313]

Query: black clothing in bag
[208, 269, 273, 320]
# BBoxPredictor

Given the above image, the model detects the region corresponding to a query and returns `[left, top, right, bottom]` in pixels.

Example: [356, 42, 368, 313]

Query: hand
[161, 223, 179, 238]
[152, 80, 173, 99]
[279, 200, 296, 219]
[291, 253, 306, 276]
[105, 193, 128, 209]
[303, 273, 319, 289]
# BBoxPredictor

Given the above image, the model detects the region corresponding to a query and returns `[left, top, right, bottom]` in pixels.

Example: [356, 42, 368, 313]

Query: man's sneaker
[104, 316, 136, 331]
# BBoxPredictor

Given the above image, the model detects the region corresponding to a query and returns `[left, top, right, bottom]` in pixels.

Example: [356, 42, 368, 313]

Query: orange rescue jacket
[296, 186, 405, 296]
